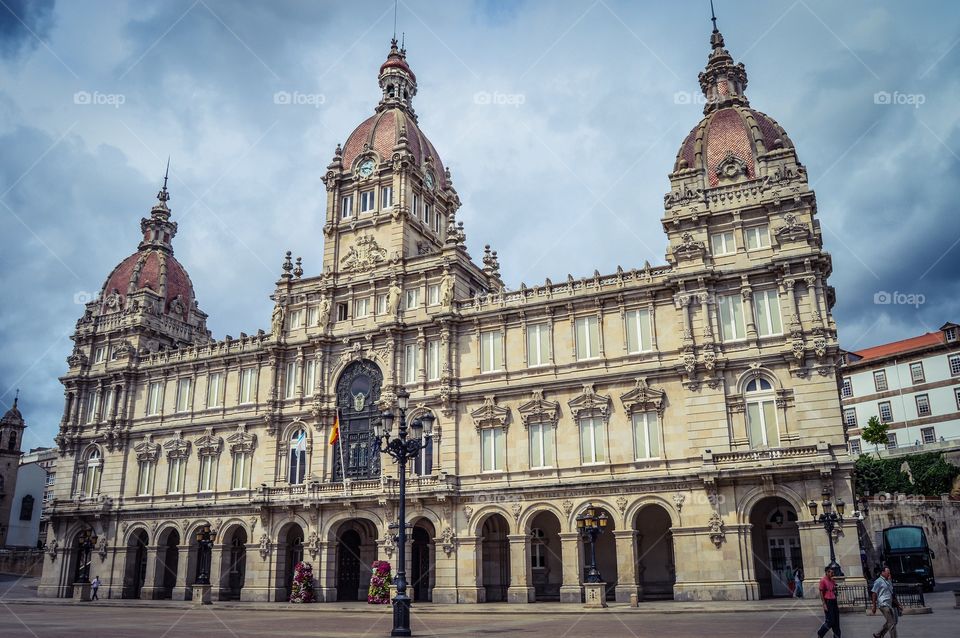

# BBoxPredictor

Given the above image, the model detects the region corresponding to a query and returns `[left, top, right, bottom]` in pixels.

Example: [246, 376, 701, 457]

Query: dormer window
[946, 327, 957, 342]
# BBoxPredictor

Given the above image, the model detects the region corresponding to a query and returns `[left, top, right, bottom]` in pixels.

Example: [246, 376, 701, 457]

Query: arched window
[289, 428, 307, 484]
[82, 448, 103, 497]
[8, 431, 16, 451]
[19, 494, 35, 521]
[745, 377, 779, 448]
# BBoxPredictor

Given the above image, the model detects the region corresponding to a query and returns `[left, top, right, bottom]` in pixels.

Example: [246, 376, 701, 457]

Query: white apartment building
[841, 323, 960, 454]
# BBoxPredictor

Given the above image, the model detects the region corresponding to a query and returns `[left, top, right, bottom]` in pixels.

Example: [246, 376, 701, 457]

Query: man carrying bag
[871, 566, 903, 638]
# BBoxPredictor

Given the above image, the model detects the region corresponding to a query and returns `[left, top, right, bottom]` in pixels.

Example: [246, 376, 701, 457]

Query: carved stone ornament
[463, 505, 474, 523]
[227, 424, 257, 454]
[67, 347, 88, 368]
[567, 384, 610, 421]
[439, 527, 456, 556]
[258, 534, 272, 559]
[773, 212, 811, 245]
[134, 436, 161, 463]
[47, 538, 59, 561]
[470, 396, 510, 432]
[307, 531, 321, 558]
[715, 151, 749, 183]
[517, 389, 560, 429]
[616, 496, 628, 515]
[792, 338, 805, 361]
[97, 536, 108, 560]
[673, 493, 686, 512]
[619, 377, 665, 415]
[561, 500, 573, 518]
[511, 502, 522, 523]
[708, 512, 725, 548]
[813, 336, 827, 359]
[194, 428, 223, 457]
[672, 232, 706, 261]
[163, 433, 191, 459]
[663, 184, 704, 210]
[340, 235, 388, 273]
[383, 533, 396, 558]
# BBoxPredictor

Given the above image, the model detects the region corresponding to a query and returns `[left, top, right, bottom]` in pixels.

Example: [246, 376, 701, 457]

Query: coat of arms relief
[341, 235, 387, 272]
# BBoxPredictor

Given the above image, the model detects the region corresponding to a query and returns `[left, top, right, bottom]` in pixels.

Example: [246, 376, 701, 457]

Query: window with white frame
[424, 202, 432, 226]
[284, 361, 298, 399]
[94, 346, 106, 364]
[480, 329, 503, 373]
[355, 297, 369, 318]
[843, 408, 857, 429]
[718, 293, 746, 341]
[910, 362, 925, 384]
[878, 400, 893, 423]
[239, 368, 256, 404]
[949, 354, 960, 376]
[289, 429, 307, 484]
[412, 435, 433, 476]
[955, 387, 960, 410]
[376, 294, 388, 316]
[167, 456, 187, 494]
[412, 193, 421, 219]
[480, 427, 505, 472]
[632, 411, 661, 459]
[82, 449, 102, 497]
[886, 432, 898, 448]
[528, 421, 555, 469]
[86, 391, 99, 424]
[575, 316, 600, 360]
[531, 528, 547, 569]
[340, 194, 353, 218]
[304, 359, 316, 397]
[744, 225, 770, 250]
[232, 451, 252, 489]
[427, 284, 440, 306]
[433, 211, 442, 234]
[198, 455, 215, 492]
[526, 323, 550, 367]
[306, 305, 318, 327]
[404, 344, 418, 384]
[103, 389, 114, 420]
[841, 377, 853, 398]
[288, 308, 303, 329]
[753, 289, 783, 337]
[946, 327, 957, 342]
[381, 185, 393, 209]
[360, 189, 375, 213]
[579, 416, 607, 464]
[921, 426, 936, 444]
[137, 459, 155, 495]
[711, 231, 735, 256]
[336, 302, 348, 322]
[405, 288, 420, 310]
[426, 339, 440, 381]
[625, 309, 652, 353]
[147, 381, 163, 416]
[175, 378, 191, 413]
[915, 393, 931, 417]
[745, 377, 779, 448]
[874, 370, 889, 392]
[849, 439, 862, 456]
[207, 372, 223, 408]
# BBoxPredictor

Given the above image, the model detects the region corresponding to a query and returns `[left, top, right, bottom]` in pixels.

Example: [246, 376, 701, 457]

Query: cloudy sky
[1, 0, 959, 448]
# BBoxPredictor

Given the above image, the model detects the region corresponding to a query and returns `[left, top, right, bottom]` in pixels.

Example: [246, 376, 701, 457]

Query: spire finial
[393, 0, 398, 40]
[710, 0, 718, 32]
[157, 158, 171, 205]
[13, 388, 18, 408]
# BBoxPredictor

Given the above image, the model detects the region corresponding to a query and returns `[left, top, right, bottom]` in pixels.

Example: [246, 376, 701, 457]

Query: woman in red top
[817, 566, 841, 638]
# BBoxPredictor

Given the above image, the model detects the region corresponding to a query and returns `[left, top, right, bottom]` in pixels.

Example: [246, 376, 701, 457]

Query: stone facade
[40, 28, 860, 603]
[0, 395, 27, 546]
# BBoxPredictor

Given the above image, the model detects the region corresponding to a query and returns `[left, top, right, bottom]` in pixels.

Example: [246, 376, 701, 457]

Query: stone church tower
[0, 393, 27, 545]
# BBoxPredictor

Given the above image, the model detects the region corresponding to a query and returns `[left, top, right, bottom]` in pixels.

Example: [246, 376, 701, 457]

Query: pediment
[619, 377, 666, 414]
[567, 384, 610, 420]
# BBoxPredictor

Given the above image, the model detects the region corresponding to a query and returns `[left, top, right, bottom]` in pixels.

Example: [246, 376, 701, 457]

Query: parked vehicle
[882, 525, 936, 591]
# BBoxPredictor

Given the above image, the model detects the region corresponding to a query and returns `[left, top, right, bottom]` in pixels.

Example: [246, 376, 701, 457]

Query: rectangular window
[306, 305, 318, 327]
[147, 382, 163, 416]
[946, 327, 957, 342]
[841, 378, 853, 398]
[718, 293, 746, 341]
[480, 330, 503, 372]
[207, 372, 223, 408]
[744, 225, 770, 250]
[360, 189, 375, 213]
[86, 391, 99, 424]
[531, 543, 546, 570]
[579, 416, 607, 464]
[427, 339, 441, 381]
[850, 439, 862, 456]
[404, 343, 417, 384]
[284, 361, 297, 399]
[529, 422, 555, 469]
[753, 289, 783, 337]
[355, 297, 369, 318]
[175, 378, 191, 413]
[137, 461, 155, 496]
[376, 294, 388, 316]
[287, 308, 303, 329]
[340, 194, 353, 218]
[843, 408, 857, 429]
[239, 368, 256, 404]
[110, 346, 119, 361]
[336, 302, 348, 321]
[915, 393, 931, 417]
[575, 316, 600, 360]
[711, 231, 735, 256]
[886, 432, 898, 449]
[381, 185, 393, 209]
[632, 411, 661, 460]
[909, 362, 925, 384]
[433, 212, 442, 234]
[94, 346, 106, 363]
[304, 359, 316, 397]
[526, 323, 550, 367]
[405, 288, 420, 310]
[949, 354, 960, 376]
[103, 389, 114, 420]
[746, 399, 779, 448]
[232, 452, 252, 490]
[878, 400, 893, 423]
[481, 427, 505, 472]
[413, 193, 421, 219]
[921, 426, 936, 444]
[625, 309, 652, 353]
[198, 455, 215, 492]
[427, 284, 440, 306]
[424, 203, 432, 225]
[956, 387, 960, 410]
[874, 370, 889, 392]
[167, 457, 186, 494]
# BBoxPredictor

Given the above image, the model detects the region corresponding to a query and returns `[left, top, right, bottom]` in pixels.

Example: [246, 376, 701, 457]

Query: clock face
[424, 170, 435, 190]
[358, 159, 375, 178]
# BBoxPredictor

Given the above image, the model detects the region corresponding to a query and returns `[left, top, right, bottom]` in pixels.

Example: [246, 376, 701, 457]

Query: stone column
[741, 280, 757, 339]
[558, 532, 583, 603]
[209, 543, 226, 601]
[455, 535, 483, 603]
[507, 533, 534, 603]
[613, 529, 639, 603]
[136, 546, 161, 600]
[171, 544, 193, 601]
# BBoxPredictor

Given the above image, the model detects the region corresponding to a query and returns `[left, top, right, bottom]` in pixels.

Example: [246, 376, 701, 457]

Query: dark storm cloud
[0, 0, 54, 59]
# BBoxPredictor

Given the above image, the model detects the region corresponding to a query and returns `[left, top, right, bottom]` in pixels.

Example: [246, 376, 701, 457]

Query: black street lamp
[374, 387, 434, 638]
[76, 528, 98, 583]
[575, 504, 609, 584]
[808, 490, 845, 577]
[194, 524, 217, 585]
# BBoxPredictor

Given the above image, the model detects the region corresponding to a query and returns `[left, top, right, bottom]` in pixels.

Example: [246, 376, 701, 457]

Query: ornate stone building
[1, 394, 28, 546]
[40, 26, 860, 603]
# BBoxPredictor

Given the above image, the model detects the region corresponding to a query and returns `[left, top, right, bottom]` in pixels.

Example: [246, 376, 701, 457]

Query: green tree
[860, 416, 889, 458]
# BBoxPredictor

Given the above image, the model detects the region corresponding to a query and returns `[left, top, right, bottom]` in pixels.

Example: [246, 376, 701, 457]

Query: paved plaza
[2, 576, 957, 637]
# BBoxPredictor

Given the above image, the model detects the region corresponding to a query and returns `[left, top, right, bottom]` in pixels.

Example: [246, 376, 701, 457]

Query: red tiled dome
[380, 57, 415, 83]
[99, 249, 196, 319]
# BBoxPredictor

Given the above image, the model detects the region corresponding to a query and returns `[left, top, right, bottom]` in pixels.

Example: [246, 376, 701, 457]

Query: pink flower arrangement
[367, 560, 392, 604]
[289, 561, 316, 603]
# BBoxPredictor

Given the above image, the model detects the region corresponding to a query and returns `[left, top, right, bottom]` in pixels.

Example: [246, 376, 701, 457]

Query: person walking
[91, 576, 101, 601]
[871, 566, 902, 638]
[817, 566, 841, 638]
[794, 568, 804, 598]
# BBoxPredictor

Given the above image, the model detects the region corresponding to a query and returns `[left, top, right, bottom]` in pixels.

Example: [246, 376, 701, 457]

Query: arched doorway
[156, 528, 180, 599]
[334, 360, 383, 481]
[634, 505, 675, 600]
[219, 526, 247, 601]
[480, 514, 510, 602]
[123, 529, 149, 599]
[276, 523, 304, 602]
[410, 519, 435, 602]
[529, 511, 562, 601]
[337, 530, 362, 601]
[749, 497, 802, 598]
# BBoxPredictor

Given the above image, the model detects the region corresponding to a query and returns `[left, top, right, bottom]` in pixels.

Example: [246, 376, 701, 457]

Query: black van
[882, 525, 936, 592]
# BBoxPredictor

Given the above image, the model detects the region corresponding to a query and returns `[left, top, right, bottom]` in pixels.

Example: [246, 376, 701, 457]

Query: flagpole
[337, 409, 348, 495]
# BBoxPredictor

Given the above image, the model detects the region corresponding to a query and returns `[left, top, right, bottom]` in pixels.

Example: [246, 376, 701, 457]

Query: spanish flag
[328, 411, 340, 446]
